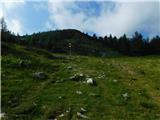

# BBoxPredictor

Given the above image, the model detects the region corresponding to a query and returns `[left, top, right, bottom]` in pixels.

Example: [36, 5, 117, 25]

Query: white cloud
[8, 19, 23, 34]
[1, 0, 26, 11]
[47, 1, 86, 30]
[0, 0, 26, 34]
[46, 1, 160, 37]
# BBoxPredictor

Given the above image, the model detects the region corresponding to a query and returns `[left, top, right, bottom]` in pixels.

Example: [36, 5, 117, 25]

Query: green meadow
[1, 42, 160, 120]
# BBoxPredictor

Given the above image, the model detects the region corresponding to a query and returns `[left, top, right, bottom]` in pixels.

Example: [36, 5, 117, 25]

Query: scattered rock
[80, 107, 87, 114]
[58, 96, 66, 99]
[0, 112, 6, 118]
[66, 107, 71, 113]
[67, 66, 72, 70]
[70, 73, 85, 82]
[77, 112, 89, 119]
[113, 79, 118, 83]
[86, 78, 93, 84]
[33, 102, 37, 106]
[59, 113, 64, 117]
[122, 92, 129, 100]
[33, 72, 47, 80]
[76, 91, 82, 95]
[86, 78, 97, 86]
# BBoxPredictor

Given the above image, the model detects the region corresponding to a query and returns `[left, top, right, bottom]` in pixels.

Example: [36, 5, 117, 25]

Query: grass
[1, 42, 160, 120]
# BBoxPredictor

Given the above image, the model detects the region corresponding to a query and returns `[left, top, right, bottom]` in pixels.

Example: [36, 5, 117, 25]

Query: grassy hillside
[1, 42, 160, 120]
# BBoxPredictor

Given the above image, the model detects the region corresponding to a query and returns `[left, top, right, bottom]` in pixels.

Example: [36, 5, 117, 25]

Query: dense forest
[1, 18, 160, 56]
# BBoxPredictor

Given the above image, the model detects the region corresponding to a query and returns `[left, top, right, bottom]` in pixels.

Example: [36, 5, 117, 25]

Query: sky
[0, 0, 160, 38]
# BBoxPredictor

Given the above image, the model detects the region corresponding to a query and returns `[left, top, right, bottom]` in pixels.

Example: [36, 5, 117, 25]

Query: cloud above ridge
[46, 1, 160, 37]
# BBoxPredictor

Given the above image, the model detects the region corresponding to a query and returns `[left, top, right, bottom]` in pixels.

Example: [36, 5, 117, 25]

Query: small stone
[70, 73, 85, 82]
[80, 107, 87, 113]
[59, 113, 64, 117]
[86, 78, 97, 86]
[58, 96, 62, 99]
[122, 93, 129, 100]
[77, 112, 88, 119]
[113, 79, 118, 83]
[33, 102, 37, 106]
[33, 72, 47, 80]
[66, 107, 71, 113]
[0, 112, 6, 118]
[86, 78, 93, 84]
[67, 66, 72, 69]
[76, 91, 82, 95]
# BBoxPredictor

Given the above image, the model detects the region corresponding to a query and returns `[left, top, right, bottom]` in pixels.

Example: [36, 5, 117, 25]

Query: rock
[33, 102, 37, 106]
[80, 107, 87, 114]
[33, 72, 47, 80]
[122, 92, 129, 100]
[66, 107, 71, 113]
[0, 112, 6, 118]
[113, 79, 118, 83]
[76, 91, 82, 95]
[86, 78, 93, 84]
[59, 113, 64, 117]
[86, 78, 97, 86]
[58, 96, 65, 99]
[67, 66, 72, 70]
[70, 73, 85, 82]
[77, 112, 89, 119]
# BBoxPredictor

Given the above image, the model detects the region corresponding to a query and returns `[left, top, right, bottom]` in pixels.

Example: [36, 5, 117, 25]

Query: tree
[130, 31, 144, 55]
[118, 34, 130, 54]
[1, 17, 7, 32]
[149, 35, 160, 54]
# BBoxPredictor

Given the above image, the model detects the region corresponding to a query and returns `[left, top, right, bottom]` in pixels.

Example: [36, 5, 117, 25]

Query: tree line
[1, 18, 160, 56]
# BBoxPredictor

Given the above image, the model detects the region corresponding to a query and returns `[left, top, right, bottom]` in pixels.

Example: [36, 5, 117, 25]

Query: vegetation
[1, 41, 160, 120]
[1, 18, 160, 56]
[1, 17, 160, 120]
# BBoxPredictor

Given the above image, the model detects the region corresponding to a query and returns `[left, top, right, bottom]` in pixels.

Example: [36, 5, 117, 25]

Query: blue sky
[1, 0, 160, 38]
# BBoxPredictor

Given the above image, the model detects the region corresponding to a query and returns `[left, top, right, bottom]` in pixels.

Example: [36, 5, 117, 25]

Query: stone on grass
[76, 91, 82, 95]
[77, 112, 89, 119]
[86, 78, 97, 86]
[122, 92, 129, 100]
[80, 107, 87, 113]
[0, 113, 6, 118]
[59, 113, 64, 117]
[70, 73, 85, 82]
[66, 107, 71, 113]
[58, 96, 66, 99]
[113, 79, 118, 83]
[123, 93, 127, 97]
[33, 72, 47, 80]
[67, 66, 72, 70]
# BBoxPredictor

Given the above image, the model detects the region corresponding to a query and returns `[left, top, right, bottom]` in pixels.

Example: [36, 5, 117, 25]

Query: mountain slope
[1, 42, 160, 120]
[22, 29, 117, 56]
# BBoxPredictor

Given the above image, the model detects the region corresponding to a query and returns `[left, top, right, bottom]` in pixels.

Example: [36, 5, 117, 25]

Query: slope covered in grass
[1, 42, 160, 120]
